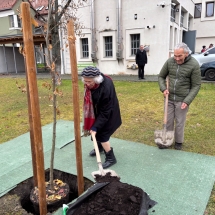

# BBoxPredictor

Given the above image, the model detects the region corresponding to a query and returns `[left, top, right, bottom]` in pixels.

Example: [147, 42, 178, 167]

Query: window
[104, 36, 112, 57]
[81, 38, 89, 58]
[206, 2, 214, 17]
[131, 34, 140, 55]
[170, 4, 176, 22]
[9, 15, 21, 28]
[188, 18, 191, 30]
[180, 11, 184, 27]
[17, 17, 21, 28]
[194, 4, 202, 18]
[9, 15, 14, 28]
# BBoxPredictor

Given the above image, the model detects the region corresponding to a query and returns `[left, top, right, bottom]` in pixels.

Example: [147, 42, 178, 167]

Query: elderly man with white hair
[158, 43, 201, 150]
[81, 66, 122, 168]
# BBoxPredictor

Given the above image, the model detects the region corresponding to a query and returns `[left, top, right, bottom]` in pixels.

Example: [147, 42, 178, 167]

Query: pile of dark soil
[67, 173, 157, 215]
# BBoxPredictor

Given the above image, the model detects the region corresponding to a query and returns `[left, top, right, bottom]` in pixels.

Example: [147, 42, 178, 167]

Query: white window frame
[77, 33, 92, 62]
[125, 28, 144, 60]
[104, 36, 113, 57]
[171, 4, 176, 22]
[99, 31, 116, 61]
[81, 38, 89, 58]
[194, 3, 202, 18]
[206, 2, 214, 17]
[180, 11, 184, 27]
[9, 15, 21, 30]
[130, 34, 140, 56]
[200, 1, 215, 21]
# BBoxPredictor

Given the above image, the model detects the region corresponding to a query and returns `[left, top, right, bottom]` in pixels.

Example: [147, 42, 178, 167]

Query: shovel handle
[164, 76, 169, 125]
[91, 133, 102, 163]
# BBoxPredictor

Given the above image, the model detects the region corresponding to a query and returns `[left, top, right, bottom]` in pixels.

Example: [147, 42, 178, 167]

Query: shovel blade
[91, 169, 119, 179]
[154, 129, 174, 147]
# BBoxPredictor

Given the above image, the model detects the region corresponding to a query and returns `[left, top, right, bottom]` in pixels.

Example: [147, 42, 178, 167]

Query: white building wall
[64, 0, 195, 75]
[193, 0, 215, 53]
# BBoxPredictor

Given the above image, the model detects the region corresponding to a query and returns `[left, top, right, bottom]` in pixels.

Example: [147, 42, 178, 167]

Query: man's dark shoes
[89, 142, 104, 156]
[174, 142, 182, 150]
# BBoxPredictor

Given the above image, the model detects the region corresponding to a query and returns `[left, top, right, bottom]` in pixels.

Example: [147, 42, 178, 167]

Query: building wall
[193, 0, 215, 52]
[0, 10, 22, 36]
[63, 0, 195, 75]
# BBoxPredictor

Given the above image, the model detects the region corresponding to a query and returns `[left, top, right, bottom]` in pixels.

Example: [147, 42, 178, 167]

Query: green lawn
[0, 77, 215, 214]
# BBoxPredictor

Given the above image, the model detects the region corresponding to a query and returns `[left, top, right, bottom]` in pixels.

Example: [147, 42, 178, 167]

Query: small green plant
[37, 63, 45, 68]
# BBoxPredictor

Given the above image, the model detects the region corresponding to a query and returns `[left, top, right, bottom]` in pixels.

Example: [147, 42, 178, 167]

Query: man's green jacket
[158, 55, 201, 105]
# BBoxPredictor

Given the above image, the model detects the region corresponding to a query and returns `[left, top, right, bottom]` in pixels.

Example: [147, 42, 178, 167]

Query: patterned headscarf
[81, 66, 101, 78]
[82, 66, 101, 136]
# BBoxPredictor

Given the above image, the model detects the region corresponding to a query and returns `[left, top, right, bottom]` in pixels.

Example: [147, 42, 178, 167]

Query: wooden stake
[21, 3, 47, 214]
[67, 19, 84, 196]
[24, 58, 38, 187]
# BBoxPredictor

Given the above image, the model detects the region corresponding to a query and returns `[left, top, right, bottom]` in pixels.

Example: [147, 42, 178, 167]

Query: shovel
[154, 76, 174, 148]
[91, 133, 119, 179]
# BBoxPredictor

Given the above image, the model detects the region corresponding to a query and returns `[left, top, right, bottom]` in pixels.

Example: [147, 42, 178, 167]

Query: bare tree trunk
[49, 0, 62, 189]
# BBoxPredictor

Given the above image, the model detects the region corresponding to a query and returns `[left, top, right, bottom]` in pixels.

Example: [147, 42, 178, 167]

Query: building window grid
[188, 18, 191, 30]
[9, 15, 21, 28]
[206, 2, 214, 17]
[170, 5, 176, 22]
[131, 34, 140, 56]
[104, 36, 113, 57]
[194, 3, 202, 18]
[9, 15, 15, 28]
[81, 38, 89, 58]
[17, 17, 21, 28]
[180, 11, 184, 27]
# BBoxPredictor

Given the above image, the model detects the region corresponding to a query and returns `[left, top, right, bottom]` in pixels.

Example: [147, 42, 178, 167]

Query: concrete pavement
[0, 72, 211, 82]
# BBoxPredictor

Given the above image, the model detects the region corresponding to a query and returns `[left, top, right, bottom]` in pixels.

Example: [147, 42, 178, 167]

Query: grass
[0, 77, 215, 213]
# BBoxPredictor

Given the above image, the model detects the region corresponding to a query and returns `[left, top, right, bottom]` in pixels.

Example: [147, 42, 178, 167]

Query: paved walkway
[0, 72, 158, 82]
[0, 72, 210, 83]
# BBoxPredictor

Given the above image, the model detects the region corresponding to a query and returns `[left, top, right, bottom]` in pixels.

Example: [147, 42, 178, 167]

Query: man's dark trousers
[138, 65, 145, 79]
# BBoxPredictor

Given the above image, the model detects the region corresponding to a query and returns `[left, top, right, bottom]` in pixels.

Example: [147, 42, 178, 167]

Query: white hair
[81, 74, 104, 84]
[174, 43, 192, 54]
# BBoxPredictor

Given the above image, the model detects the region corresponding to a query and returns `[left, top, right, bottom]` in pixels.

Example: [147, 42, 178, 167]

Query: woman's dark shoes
[89, 141, 104, 156]
[102, 147, 117, 169]
[89, 147, 104, 156]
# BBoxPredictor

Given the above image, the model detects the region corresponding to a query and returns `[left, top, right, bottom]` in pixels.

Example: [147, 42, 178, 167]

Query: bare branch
[58, 0, 73, 20]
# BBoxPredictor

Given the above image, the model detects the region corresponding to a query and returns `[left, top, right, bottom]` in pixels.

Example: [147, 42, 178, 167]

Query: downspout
[90, 0, 97, 61]
[59, 26, 65, 74]
[116, 0, 123, 59]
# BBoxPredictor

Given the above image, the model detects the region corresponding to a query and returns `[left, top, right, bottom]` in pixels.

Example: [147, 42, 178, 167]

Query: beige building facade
[63, 0, 196, 75]
[193, 0, 215, 53]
